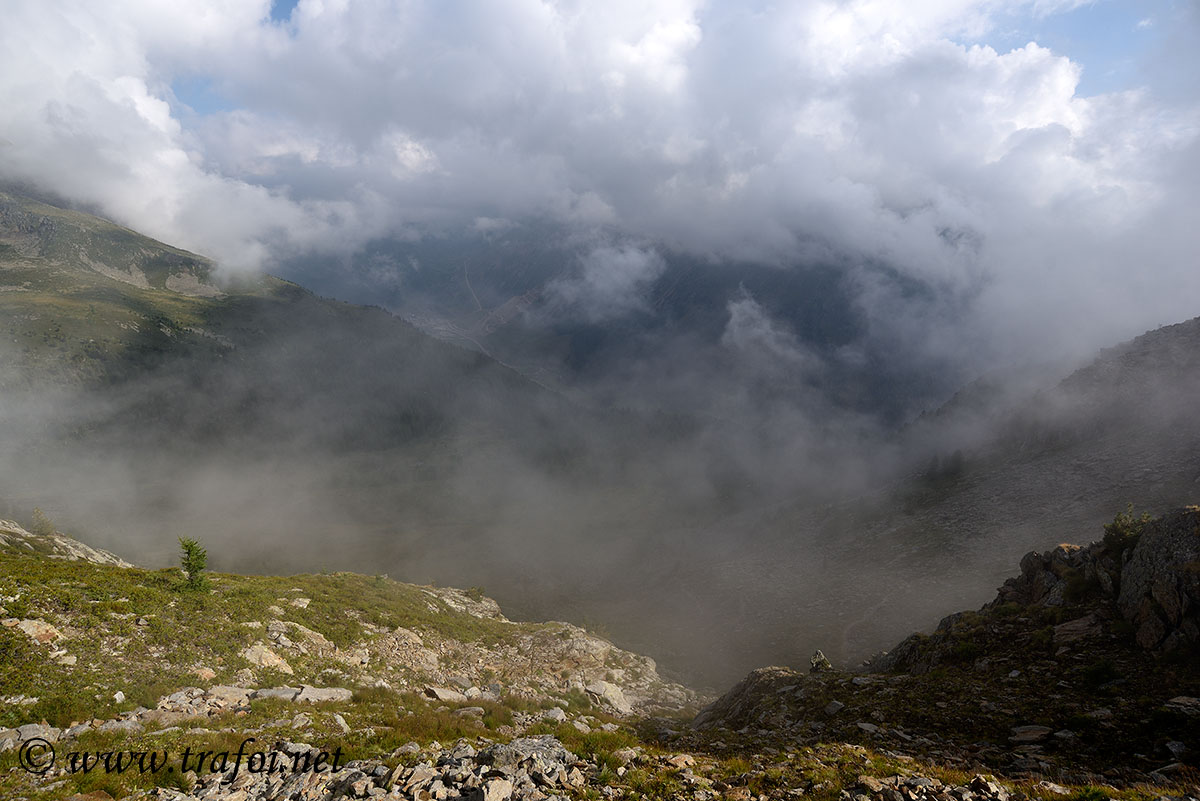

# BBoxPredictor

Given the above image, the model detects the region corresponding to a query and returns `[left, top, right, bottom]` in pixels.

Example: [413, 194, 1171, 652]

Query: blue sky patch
[270, 0, 301, 24]
[171, 74, 235, 116]
[971, 0, 1171, 96]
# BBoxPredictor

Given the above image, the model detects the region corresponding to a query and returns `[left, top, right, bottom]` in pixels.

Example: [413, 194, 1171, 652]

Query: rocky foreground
[686, 508, 1200, 793]
[2, 511, 1200, 799]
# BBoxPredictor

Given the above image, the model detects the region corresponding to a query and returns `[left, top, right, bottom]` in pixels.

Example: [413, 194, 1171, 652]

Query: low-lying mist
[2, 274, 1199, 689]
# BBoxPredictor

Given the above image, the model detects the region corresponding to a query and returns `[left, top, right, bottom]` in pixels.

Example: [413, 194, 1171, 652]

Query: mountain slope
[587, 314, 1200, 682]
[2, 520, 1193, 801]
[691, 509, 1200, 789]
[0, 191, 747, 685]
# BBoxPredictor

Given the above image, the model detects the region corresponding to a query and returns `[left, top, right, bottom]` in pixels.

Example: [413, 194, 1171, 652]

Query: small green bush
[1080, 659, 1120, 689]
[950, 639, 981, 662]
[178, 536, 209, 591]
[1029, 627, 1054, 651]
[30, 507, 56, 537]
[1102, 504, 1151, 557]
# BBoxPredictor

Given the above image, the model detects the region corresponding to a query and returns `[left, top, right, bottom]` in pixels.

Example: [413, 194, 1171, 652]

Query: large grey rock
[1118, 508, 1200, 650]
[0, 520, 132, 567]
[483, 777, 514, 801]
[205, 685, 251, 706]
[425, 686, 468, 703]
[98, 719, 144, 735]
[16, 723, 60, 742]
[1053, 614, 1103, 644]
[251, 686, 301, 701]
[295, 686, 353, 704]
[1165, 696, 1200, 716]
[240, 643, 294, 674]
[478, 735, 577, 770]
[584, 681, 633, 715]
[1009, 725, 1052, 743]
[693, 666, 795, 730]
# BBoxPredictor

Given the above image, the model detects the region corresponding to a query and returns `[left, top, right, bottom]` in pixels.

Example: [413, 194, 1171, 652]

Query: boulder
[1165, 696, 1200, 716]
[251, 686, 301, 701]
[16, 723, 60, 742]
[1009, 725, 1052, 743]
[693, 666, 796, 730]
[478, 735, 577, 770]
[425, 686, 468, 703]
[1052, 614, 1104, 644]
[295, 686, 353, 704]
[14, 618, 61, 644]
[97, 719, 143, 735]
[139, 710, 193, 728]
[1118, 507, 1200, 650]
[240, 643, 293, 674]
[205, 686, 251, 706]
[453, 706, 486, 717]
[483, 778, 514, 801]
[585, 681, 633, 715]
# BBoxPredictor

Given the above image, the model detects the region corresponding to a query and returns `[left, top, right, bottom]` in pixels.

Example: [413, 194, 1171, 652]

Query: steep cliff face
[1117, 507, 1200, 651]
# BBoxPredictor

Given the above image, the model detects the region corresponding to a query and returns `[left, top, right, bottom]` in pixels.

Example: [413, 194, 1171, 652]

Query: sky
[1, 0, 1198, 369]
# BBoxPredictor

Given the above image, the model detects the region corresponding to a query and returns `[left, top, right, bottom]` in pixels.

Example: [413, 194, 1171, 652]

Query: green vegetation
[1069, 788, 1111, 801]
[1102, 504, 1151, 558]
[29, 507, 56, 537]
[178, 536, 209, 591]
[0, 547, 549, 731]
[0, 520, 1193, 801]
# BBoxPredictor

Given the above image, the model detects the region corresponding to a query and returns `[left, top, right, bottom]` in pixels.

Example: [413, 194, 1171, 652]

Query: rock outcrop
[692, 666, 794, 730]
[0, 519, 131, 567]
[1117, 507, 1200, 650]
[876, 506, 1200, 673]
[691, 510, 1200, 786]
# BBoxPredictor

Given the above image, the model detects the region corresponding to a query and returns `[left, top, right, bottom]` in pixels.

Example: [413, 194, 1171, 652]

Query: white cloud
[723, 290, 822, 374]
[548, 245, 667, 321]
[0, 0, 1197, 364]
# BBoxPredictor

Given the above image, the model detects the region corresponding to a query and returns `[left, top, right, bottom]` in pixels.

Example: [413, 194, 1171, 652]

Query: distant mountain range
[285, 227, 964, 425]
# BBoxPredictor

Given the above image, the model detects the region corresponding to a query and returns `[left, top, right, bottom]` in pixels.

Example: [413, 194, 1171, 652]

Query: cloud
[722, 289, 822, 374]
[547, 245, 667, 321]
[0, 0, 1197, 365]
